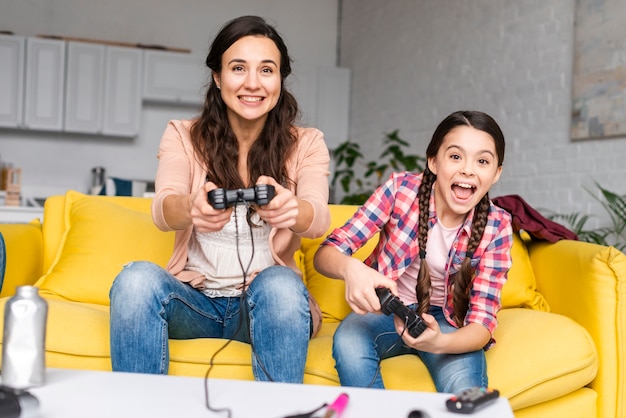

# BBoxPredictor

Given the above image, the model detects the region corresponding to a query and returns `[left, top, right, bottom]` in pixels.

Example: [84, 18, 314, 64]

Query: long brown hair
[190, 16, 299, 189]
[415, 110, 505, 327]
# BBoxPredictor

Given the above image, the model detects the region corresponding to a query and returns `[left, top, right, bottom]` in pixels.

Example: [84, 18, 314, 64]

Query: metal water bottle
[0, 386, 39, 418]
[2, 286, 48, 389]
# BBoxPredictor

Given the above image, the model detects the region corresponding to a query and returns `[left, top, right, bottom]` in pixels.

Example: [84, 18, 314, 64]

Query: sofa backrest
[36, 191, 174, 304]
[36, 192, 548, 314]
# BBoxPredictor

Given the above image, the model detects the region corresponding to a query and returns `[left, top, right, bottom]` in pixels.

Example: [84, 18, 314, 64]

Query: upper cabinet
[142, 50, 207, 106]
[290, 66, 351, 150]
[64, 42, 142, 136]
[0, 35, 25, 128]
[314, 67, 351, 150]
[101, 46, 142, 136]
[24, 37, 66, 131]
[1, 36, 143, 137]
[64, 41, 106, 134]
[0, 36, 351, 143]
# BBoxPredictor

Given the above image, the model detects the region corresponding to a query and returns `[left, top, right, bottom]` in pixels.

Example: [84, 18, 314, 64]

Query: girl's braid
[450, 193, 491, 327]
[415, 169, 436, 316]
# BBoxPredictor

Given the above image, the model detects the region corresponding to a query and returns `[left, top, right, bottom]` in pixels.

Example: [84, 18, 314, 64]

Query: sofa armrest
[528, 239, 626, 418]
[0, 222, 44, 297]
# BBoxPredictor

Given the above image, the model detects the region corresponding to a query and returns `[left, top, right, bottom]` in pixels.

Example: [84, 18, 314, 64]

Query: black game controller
[207, 184, 276, 209]
[376, 287, 427, 338]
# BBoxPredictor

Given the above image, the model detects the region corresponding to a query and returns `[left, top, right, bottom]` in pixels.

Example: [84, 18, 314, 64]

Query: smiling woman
[213, 36, 282, 130]
[108, 15, 331, 398]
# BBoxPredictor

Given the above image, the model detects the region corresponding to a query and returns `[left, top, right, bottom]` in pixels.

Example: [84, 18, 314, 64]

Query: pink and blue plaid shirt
[322, 172, 513, 347]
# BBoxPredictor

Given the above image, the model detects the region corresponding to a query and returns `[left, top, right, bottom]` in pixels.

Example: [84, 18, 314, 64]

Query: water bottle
[1, 286, 48, 389]
[90, 166, 106, 195]
[0, 386, 39, 418]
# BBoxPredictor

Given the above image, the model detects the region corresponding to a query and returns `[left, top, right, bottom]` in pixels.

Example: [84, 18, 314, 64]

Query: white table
[20, 369, 513, 418]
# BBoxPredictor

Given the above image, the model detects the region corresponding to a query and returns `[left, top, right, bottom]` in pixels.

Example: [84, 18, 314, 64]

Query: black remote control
[375, 287, 427, 338]
[207, 184, 275, 209]
[445, 387, 500, 414]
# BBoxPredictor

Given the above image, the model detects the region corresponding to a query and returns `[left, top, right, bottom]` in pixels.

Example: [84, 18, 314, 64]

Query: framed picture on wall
[570, 0, 626, 141]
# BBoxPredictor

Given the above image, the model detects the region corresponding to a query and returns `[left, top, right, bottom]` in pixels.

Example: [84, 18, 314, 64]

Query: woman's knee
[250, 266, 307, 301]
[110, 261, 171, 303]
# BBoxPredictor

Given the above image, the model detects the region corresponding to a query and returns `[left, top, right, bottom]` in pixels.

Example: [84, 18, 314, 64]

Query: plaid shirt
[322, 172, 513, 347]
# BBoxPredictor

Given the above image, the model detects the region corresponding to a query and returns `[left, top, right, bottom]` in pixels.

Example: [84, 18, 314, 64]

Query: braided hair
[415, 111, 505, 327]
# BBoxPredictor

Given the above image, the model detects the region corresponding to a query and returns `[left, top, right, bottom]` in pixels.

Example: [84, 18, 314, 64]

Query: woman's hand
[189, 181, 233, 233]
[254, 175, 300, 230]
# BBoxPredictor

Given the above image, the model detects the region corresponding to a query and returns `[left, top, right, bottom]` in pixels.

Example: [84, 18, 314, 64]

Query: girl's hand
[394, 316, 491, 354]
[343, 259, 397, 315]
[190, 181, 233, 233]
[394, 313, 443, 352]
[254, 175, 299, 229]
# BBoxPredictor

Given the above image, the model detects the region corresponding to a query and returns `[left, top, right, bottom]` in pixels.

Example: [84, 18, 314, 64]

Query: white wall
[0, 0, 339, 197]
[339, 0, 626, 227]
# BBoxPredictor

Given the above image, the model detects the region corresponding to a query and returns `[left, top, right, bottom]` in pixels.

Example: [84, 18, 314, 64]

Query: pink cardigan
[151, 119, 331, 334]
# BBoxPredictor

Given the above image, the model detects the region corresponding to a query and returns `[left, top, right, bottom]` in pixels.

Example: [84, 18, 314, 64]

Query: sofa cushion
[36, 191, 175, 305]
[0, 232, 5, 293]
[302, 205, 549, 322]
[0, 294, 256, 380]
[501, 233, 549, 311]
[301, 205, 378, 322]
[379, 309, 597, 410]
[0, 221, 43, 297]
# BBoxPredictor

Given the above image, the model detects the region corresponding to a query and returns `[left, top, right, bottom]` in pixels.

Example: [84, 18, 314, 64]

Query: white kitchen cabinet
[315, 67, 351, 150]
[64, 42, 142, 137]
[142, 50, 206, 106]
[64, 42, 106, 134]
[102, 46, 142, 137]
[0, 34, 25, 128]
[24, 37, 66, 131]
[290, 66, 351, 150]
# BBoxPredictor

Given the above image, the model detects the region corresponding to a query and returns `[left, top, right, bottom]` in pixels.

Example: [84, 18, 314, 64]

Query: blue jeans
[109, 261, 312, 383]
[333, 305, 487, 393]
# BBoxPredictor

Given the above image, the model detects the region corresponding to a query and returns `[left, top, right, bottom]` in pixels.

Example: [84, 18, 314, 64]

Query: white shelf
[0, 205, 44, 223]
[0, 191, 44, 223]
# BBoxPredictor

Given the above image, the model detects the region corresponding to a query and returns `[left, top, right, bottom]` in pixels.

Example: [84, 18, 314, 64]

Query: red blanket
[492, 194, 578, 243]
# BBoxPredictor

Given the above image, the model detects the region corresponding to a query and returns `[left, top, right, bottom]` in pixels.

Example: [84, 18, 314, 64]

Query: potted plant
[548, 182, 626, 252]
[331, 130, 426, 204]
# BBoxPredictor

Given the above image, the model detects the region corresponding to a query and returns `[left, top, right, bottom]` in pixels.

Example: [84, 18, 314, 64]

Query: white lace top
[186, 205, 274, 297]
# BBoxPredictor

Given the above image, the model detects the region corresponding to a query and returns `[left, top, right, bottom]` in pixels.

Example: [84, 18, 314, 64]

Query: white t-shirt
[397, 221, 461, 306]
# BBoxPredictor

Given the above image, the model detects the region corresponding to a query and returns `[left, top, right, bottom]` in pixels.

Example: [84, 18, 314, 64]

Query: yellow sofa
[1, 191, 625, 418]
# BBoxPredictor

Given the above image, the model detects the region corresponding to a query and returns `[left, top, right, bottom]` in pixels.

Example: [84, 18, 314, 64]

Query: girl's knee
[333, 323, 366, 356]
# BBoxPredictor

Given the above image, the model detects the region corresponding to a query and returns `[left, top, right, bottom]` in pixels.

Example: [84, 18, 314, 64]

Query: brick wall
[339, 0, 626, 227]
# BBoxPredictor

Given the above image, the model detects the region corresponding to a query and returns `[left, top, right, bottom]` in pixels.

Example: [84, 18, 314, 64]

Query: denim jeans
[333, 305, 487, 393]
[109, 261, 312, 383]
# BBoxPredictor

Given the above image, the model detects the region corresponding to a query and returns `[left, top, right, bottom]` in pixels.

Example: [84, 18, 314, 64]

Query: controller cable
[203, 201, 274, 417]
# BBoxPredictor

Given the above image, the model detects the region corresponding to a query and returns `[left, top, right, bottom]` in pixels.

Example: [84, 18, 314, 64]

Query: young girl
[109, 16, 330, 383]
[314, 110, 513, 393]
